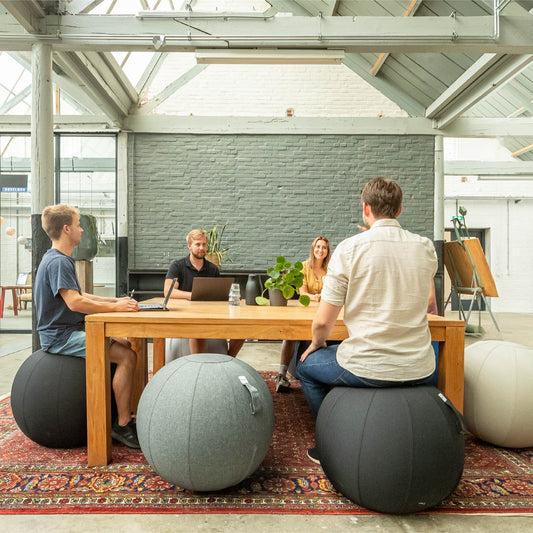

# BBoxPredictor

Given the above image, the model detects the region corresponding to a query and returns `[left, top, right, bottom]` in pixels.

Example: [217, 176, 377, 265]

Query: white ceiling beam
[133, 63, 207, 114]
[136, 51, 168, 95]
[2, 14, 533, 53]
[0, 0, 45, 33]
[53, 51, 125, 123]
[84, 51, 138, 104]
[2, 112, 531, 137]
[122, 114, 533, 136]
[0, 114, 116, 132]
[445, 160, 533, 175]
[0, 84, 31, 113]
[427, 54, 533, 128]
[441, 117, 533, 137]
[8, 50, 104, 115]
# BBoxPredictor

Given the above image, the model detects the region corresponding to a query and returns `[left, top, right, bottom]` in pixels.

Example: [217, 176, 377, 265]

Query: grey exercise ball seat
[316, 385, 465, 514]
[137, 353, 274, 491]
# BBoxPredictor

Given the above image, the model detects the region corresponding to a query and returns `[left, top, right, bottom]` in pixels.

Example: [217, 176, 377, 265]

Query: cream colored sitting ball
[464, 340, 533, 448]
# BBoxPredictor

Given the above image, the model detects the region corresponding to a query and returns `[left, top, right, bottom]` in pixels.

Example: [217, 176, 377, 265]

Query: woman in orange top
[275, 236, 331, 392]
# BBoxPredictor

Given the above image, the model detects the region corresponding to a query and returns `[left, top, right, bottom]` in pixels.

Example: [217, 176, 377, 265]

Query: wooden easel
[444, 215, 499, 336]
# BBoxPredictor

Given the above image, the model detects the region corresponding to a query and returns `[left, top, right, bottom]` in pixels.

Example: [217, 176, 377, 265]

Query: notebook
[139, 278, 176, 311]
[190, 277, 235, 301]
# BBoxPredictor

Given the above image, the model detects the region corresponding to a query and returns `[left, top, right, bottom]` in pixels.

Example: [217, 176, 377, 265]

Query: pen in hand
[130, 289, 135, 299]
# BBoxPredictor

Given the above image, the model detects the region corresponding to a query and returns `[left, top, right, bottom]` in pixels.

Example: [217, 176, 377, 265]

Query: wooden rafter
[371, 0, 423, 77]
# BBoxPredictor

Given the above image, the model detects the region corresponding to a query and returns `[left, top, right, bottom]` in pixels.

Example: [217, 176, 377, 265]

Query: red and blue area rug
[1, 373, 533, 515]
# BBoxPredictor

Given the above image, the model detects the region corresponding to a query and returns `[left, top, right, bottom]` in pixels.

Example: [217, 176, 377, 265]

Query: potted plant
[256, 256, 310, 306]
[205, 222, 232, 269]
[71, 213, 99, 261]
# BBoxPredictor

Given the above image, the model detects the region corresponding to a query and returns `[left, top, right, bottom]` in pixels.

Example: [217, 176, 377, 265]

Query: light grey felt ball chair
[137, 353, 274, 491]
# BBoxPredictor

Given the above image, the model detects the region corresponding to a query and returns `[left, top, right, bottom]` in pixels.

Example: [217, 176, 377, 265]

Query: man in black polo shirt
[164, 229, 243, 356]
[164, 228, 219, 298]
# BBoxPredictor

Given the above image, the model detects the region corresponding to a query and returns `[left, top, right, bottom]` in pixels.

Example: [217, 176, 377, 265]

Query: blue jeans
[297, 344, 434, 417]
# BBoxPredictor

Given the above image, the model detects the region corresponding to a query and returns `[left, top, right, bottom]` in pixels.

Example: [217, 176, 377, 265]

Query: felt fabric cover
[464, 340, 533, 448]
[11, 350, 87, 448]
[137, 353, 274, 491]
[316, 385, 465, 514]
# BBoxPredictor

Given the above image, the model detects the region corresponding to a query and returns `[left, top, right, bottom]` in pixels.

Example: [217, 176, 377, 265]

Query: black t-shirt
[166, 256, 220, 292]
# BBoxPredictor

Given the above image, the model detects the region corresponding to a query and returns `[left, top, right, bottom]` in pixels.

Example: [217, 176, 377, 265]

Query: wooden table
[0, 285, 31, 318]
[85, 300, 464, 466]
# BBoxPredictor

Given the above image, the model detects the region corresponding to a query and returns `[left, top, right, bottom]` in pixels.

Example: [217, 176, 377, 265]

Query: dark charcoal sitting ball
[11, 350, 88, 448]
[316, 385, 465, 514]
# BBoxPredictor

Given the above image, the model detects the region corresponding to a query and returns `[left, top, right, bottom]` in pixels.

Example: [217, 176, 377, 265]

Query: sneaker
[112, 419, 140, 449]
[307, 447, 321, 464]
[275, 373, 291, 393]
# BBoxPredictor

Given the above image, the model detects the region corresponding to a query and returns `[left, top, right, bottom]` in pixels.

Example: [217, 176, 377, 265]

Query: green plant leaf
[283, 261, 292, 270]
[299, 294, 310, 306]
[282, 285, 294, 299]
[284, 272, 295, 284]
[269, 269, 281, 279]
[294, 261, 303, 270]
[255, 296, 269, 306]
[264, 279, 273, 289]
[276, 256, 286, 264]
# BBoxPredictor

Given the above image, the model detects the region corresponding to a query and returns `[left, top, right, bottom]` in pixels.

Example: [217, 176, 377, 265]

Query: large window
[0, 134, 117, 333]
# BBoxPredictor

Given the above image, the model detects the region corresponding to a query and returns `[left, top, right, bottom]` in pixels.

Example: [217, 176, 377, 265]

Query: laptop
[190, 277, 235, 301]
[139, 278, 176, 311]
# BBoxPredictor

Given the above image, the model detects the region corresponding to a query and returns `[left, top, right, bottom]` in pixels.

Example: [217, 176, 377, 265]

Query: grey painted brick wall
[130, 134, 435, 271]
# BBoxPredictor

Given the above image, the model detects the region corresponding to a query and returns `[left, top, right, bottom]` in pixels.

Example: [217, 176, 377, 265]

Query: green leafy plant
[206, 222, 232, 266]
[256, 255, 310, 306]
[72, 213, 99, 261]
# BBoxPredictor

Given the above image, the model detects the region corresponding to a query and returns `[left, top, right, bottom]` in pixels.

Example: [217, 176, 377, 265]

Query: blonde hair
[186, 229, 208, 245]
[41, 204, 80, 241]
[308, 236, 331, 271]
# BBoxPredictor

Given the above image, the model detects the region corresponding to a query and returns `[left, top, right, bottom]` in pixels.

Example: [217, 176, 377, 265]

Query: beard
[191, 250, 206, 260]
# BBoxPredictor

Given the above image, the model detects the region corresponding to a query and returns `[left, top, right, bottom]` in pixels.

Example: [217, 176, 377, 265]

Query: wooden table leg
[11, 289, 18, 316]
[438, 325, 465, 413]
[86, 321, 112, 466]
[153, 338, 165, 375]
[130, 338, 148, 412]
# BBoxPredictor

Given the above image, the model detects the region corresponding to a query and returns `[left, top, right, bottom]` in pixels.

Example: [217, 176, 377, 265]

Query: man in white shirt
[298, 177, 438, 463]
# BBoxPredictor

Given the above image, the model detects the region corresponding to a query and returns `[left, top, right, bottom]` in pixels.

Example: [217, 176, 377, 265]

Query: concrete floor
[1, 310, 533, 532]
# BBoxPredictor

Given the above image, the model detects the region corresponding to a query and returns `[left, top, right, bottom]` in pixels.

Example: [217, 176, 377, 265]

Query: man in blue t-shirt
[35, 204, 141, 448]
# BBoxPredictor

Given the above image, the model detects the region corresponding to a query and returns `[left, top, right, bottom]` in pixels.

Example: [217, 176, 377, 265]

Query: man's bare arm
[300, 300, 342, 361]
[60, 289, 139, 314]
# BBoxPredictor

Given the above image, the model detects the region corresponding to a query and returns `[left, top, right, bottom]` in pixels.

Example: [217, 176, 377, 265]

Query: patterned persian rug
[1, 373, 533, 515]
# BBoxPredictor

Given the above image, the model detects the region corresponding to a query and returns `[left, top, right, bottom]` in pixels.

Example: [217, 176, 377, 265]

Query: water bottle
[229, 283, 241, 306]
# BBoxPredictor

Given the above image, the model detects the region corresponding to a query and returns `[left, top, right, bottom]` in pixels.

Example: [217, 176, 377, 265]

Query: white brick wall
[444, 138, 533, 313]
[144, 56, 407, 118]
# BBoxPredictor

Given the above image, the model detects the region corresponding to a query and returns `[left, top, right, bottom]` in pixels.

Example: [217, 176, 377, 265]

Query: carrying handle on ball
[438, 392, 465, 434]
[239, 375, 260, 415]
